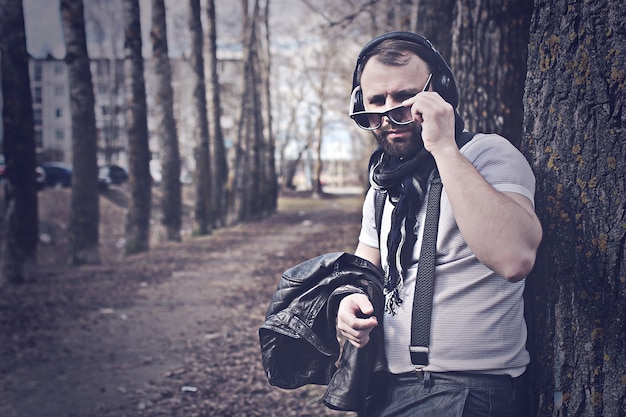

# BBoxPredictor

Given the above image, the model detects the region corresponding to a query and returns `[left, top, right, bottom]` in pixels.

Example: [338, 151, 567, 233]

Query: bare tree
[451, 0, 532, 146]
[189, 0, 212, 235]
[60, 0, 101, 265]
[151, 0, 182, 241]
[0, 0, 38, 283]
[523, 0, 626, 416]
[258, 0, 277, 214]
[206, 0, 228, 227]
[233, 0, 265, 222]
[123, 0, 152, 254]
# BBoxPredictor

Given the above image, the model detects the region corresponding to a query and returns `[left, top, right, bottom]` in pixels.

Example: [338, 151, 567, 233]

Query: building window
[54, 63, 63, 74]
[101, 105, 110, 116]
[34, 108, 42, 126]
[54, 85, 64, 96]
[34, 62, 42, 81]
[55, 108, 63, 118]
[35, 130, 43, 148]
[97, 60, 110, 76]
[55, 129, 65, 140]
[34, 86, 42, 104]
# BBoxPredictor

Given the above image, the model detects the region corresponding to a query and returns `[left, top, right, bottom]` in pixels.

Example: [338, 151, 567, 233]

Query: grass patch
[277, 193, 364, 213]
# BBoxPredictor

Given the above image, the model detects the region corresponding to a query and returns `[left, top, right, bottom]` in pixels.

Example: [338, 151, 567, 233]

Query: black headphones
[351, 32, 459, 112]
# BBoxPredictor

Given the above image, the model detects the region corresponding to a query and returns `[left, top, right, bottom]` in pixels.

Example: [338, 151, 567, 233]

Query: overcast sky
[22, 0, 308, 59]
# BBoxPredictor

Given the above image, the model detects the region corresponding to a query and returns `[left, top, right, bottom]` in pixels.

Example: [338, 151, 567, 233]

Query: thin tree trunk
[206, 0, 228, 228]
[123, 0, 152, 254]
[524, 0, 626, 415]
[259, 0, 277, 214]
[60, 0, 101, 265]
[234, 0, 260, 222]
[0, 0, 38, 283]
[151, 0, 182, 242]
[189, 0, 212, 235]
[250, 17, 264, 217]
[311, 100, 324, 197]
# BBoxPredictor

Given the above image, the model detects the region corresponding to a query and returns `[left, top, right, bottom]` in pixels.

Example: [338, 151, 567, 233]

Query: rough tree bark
[123, 0, 152, 254]
[523, 0, 626, 416]
[60, 0, 101, 265]
[151, 0, 182, 242]
[452, 0, 532, 147]
[189, 0, 212, 235]
[414, 0, 455, 62]
[0, 0, 38, 283]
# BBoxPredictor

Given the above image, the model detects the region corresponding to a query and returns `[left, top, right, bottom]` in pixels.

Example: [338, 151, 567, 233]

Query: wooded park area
[0, 0, 625, 416]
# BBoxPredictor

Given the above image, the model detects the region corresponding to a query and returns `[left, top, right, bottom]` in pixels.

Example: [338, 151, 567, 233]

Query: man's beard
[372, 124, 424, 159]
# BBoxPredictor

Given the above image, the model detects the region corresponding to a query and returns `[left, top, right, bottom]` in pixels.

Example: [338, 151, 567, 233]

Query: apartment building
[5, 53, 243, 175]
[30, 55, 73, 163]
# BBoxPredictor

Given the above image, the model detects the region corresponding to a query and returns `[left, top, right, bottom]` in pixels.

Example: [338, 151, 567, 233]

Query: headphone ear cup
[354, 88, 365, 113]
[432, 73, 459, 108]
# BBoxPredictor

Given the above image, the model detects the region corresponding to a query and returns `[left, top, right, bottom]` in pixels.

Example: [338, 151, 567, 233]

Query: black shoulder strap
[410, 130, 474, 367]
[369, 132, 475, 367]
[374, 189, 387, 244]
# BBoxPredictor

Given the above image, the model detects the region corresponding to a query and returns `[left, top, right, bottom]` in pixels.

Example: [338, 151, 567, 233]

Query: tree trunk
[414, 0, 455, 62]
[523, 1, 626, 416]
[189, 0, 213, 235]
[0, 0, 38, 283]
[250, 4, 265, 217]
[205, 0, 228, 228]
[259, 0, 277, 214]
[234, 0, 264, 222]
[311, 100, 324, 197]
[451, 0, 532, 147]
[123, 0, 152, 254]
[60, 0, 101, 265]
[151, 0, 182, 242]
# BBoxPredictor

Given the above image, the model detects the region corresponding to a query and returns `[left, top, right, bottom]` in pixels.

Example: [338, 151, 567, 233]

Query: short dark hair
[354, 39, 438, 86]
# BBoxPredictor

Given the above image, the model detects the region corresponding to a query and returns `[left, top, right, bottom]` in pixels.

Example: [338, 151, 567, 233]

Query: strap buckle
[409, 346, 429, 366]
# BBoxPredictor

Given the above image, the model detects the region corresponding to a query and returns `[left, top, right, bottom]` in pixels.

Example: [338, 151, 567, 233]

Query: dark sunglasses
[350, 73, 432, 130]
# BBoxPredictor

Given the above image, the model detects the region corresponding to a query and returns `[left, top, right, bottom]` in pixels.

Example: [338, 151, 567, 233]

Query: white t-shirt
[359, 133, 535, 377]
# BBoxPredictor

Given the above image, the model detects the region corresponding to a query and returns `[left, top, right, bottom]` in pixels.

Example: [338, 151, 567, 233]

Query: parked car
[35, 166, 46, 190]
[1, 156, 47, 190]
[40, 163, 72, 188]
[98, 164, 129, 186]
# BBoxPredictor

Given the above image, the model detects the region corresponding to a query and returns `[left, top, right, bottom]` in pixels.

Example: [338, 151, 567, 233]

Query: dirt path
[0, 190, 363, 417]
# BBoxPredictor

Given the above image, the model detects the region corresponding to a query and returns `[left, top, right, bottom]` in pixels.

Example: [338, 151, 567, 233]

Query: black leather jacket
[259, 252, 388, 416]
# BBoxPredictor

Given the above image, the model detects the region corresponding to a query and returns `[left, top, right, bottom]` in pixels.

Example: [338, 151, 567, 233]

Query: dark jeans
[367, 371, 526, 417]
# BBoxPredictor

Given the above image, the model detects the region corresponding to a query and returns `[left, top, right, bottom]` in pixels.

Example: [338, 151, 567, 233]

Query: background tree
[451, 0, 532, 146]
[0, 0, 38, 284]
[206, 0, 228, 227]
[523, 0, 626, 416]
[414, 0, 454, 62]
[258, 0, 277, 214]
[303, 39, 342, 197]
[151, 0, 182, 242]
[60, 0, 101, 265]
[233, 0, 265, 222]
[189, 0, 212, 235]
[123, 0, 152, 254]
[84, 0, 125, 164]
